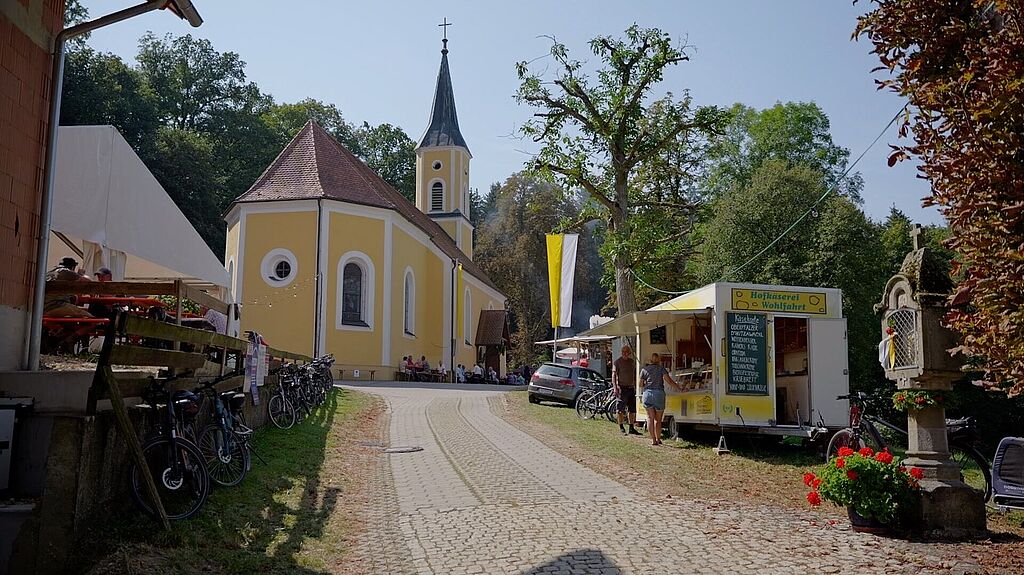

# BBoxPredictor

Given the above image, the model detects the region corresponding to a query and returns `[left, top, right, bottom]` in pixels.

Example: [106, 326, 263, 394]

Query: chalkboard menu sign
[726, 312, 768, 395]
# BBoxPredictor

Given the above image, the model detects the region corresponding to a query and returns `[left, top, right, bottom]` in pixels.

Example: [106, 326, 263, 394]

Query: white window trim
[429, 178, 445, 212]
[337, 251, 375, 331]
[261, 248, 298, 287]
[464, 287, 472, 346]
[403, 266, 416, 338]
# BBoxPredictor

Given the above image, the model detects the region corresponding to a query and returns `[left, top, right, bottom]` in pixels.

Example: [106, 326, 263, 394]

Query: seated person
[487, 366, 499, 383]
[469, 363, 484, 383]
[455, 364, 466, 383]
[43, 257, 93, 318]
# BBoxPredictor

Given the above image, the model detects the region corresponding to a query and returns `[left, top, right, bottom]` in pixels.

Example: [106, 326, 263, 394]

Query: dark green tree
[707, 102, 862, 199]
[60, 48, 160, 152]
[146, 128, 227, 252]
[137, 32, 262, 131]
[516, 25, 727, 315]
[696, 161, 888, 393]
[352, 122, 416, 202]
[475, 173, 606, 366]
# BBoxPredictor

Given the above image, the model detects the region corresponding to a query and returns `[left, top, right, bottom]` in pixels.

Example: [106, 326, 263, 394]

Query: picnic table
[41, 317, 110, 352]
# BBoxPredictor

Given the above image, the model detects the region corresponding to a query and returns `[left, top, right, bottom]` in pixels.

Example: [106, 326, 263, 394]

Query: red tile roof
[475, 309, 509, 347]
[232, 121, 500, 292]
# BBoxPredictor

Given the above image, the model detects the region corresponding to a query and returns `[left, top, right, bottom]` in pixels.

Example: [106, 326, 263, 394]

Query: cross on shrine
[438, 17, 452, 40]
[911, 223, 922, 250]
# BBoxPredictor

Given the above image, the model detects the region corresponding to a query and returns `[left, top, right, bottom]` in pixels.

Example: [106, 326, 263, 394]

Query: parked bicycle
[192, 375, 251, 487]
[575, 381, 622, 422]
[827, 392, 991, 501]
[129, 375, 211, 521]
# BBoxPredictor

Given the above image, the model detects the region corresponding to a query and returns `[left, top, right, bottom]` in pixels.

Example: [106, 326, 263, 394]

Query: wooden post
[100, 366, 171, 530]
[91, 312, 170, 529]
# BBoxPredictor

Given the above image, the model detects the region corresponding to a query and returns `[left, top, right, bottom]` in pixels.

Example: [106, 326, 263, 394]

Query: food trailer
[580, 283, 849, 438]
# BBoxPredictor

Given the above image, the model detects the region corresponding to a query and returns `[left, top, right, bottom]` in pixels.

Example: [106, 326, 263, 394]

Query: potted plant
[803, 446, 923, 533]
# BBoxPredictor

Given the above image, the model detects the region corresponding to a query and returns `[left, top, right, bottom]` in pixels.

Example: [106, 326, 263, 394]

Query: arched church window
[342, 263, 363, 326]
[404, 268, 416, 336]
[337, 252, 374, 331]
[431, 181, 444, 212]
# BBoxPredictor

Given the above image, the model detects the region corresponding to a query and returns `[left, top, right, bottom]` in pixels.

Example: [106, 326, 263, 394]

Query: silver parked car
[527, 362, 607, 406]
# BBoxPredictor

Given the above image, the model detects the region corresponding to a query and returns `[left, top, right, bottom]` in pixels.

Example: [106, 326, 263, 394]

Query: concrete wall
[0, 1, 65, 370]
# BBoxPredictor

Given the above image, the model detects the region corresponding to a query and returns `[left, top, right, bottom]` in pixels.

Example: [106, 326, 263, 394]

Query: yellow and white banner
[546, 234, 579, 328]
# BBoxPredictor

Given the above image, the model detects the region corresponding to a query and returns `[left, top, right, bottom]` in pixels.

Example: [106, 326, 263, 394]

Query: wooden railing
[88, 311, 311, 529]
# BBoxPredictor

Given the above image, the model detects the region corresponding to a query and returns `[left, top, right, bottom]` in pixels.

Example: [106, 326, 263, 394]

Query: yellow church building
[223, 39, 507, 377]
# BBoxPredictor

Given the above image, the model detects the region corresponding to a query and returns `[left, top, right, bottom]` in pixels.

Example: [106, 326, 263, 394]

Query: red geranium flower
[837, 446, 855, 457]
[807, 491, 821, 506]
[895, 393, 905, 402]
[858, 447, 874, 457]
[899, 465, 907, 473]
[847, 470, 859, 480]
[915, 396, 926, 404]
[909, 467, 924, 480]
[812, 478, 821, 490]
[875, 451, 894, 464]
[803, 472, 816, 487]
[835, 458, 846, 469]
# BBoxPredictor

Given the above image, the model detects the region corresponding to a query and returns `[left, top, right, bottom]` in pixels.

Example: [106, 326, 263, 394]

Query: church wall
[239, 211, 318, 356]
[456, 280, 505, 370]
[390, 226, 446, 369]
[324, 211, 385, 369]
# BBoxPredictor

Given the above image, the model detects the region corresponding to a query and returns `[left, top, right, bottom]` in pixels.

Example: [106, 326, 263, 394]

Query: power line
[630, 268, 689, 296]
[719, 106, 906, 281]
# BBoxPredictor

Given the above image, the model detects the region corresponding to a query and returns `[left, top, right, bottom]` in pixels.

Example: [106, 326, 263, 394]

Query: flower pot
[847, 507, 889, 534]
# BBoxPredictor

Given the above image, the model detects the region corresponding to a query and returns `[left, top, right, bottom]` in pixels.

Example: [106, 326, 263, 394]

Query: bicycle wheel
[198, 424, 250, 487]
[825, 428, 864, 461]
[268, 393, 295, 430]
[129, 437, 210, 521]
[575, 391, 596, 419]
[949, 443, 992, 502]
[604, 397, 623, 422]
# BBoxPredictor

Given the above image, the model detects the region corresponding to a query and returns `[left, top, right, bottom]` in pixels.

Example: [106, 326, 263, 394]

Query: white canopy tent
[47, 125, 230, 292]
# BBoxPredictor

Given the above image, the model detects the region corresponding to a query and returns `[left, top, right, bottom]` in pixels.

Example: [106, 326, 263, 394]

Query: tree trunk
[611, 172, 637, 315]
[614, 258, 638, 315]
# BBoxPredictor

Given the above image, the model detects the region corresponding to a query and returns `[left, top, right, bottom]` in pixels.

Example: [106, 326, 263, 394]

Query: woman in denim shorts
[639, 353, 681, 446]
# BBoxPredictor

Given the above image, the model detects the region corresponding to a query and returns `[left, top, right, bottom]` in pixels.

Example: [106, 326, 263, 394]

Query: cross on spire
[439, 17, 452, 53]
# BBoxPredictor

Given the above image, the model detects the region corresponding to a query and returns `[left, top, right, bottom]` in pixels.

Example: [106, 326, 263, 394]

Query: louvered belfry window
[431, 181, 444, 211]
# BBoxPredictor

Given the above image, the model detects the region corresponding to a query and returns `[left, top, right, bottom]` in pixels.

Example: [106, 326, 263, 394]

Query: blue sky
[80, 0, 942, 225]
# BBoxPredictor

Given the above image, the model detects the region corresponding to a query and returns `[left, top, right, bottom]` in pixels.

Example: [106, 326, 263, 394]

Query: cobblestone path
[343, 383, 963, 575]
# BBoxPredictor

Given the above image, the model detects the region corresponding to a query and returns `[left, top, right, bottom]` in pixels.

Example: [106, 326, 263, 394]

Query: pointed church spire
[417, 24, 469, 153]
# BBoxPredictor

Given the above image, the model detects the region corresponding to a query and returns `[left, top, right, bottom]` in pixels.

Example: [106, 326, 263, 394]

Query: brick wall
[0, 1, 64, 369]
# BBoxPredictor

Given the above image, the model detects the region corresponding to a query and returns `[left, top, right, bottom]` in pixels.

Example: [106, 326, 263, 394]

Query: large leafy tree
[708, 102, 863, 199]
[60, 48, 160, 151]
[697, 161, 888, 393]
[857, 1, 1024, 395]
[516, 25, 727, 315]
[137, 33, 263, 132]
[352, 122, 416, 202]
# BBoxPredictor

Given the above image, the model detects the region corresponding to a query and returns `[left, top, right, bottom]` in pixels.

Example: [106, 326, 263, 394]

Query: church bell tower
[415, 25, 474, 259]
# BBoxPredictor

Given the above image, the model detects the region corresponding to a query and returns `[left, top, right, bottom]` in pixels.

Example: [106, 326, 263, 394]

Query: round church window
[274, 261, 291, 280]
[432, 160, 442, 171]
[261, 249, 298, 287]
